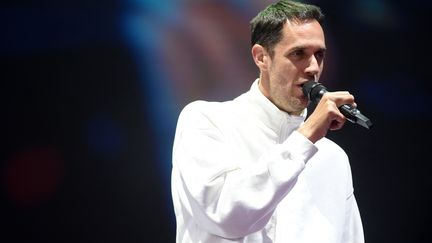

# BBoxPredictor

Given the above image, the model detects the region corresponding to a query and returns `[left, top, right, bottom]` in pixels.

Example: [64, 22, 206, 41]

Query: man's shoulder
[177, 100, 237, 127]
[180, 100, 233, 116]
[180, 86, 252, 114]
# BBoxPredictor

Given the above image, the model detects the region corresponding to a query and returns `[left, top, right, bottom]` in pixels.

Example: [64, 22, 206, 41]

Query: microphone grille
[302, 80, 318, 100]
[302, 80, 326, 103]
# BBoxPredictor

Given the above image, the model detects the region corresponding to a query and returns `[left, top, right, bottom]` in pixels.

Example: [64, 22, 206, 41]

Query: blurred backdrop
[1, 0, 431, 242]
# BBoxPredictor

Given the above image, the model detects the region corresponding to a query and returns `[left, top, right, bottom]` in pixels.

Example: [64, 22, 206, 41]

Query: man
[171, 1, 364, 242]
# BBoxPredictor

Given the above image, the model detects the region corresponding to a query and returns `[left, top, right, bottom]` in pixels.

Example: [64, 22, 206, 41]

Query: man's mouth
[299, 80, 316, 100]
[298, 80, 311, 89]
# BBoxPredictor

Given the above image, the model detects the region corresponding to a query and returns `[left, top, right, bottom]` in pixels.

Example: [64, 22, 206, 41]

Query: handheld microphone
[302, 81, 373, 129]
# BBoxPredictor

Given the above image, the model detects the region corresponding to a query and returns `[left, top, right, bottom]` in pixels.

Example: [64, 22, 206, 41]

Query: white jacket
[171, 80, 364, 243]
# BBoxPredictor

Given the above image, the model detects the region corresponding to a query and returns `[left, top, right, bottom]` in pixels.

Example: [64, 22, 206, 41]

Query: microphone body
[302, 81, 373, 129]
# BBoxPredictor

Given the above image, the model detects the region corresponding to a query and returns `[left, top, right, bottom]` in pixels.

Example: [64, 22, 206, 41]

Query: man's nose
[305, 55, 320, 76]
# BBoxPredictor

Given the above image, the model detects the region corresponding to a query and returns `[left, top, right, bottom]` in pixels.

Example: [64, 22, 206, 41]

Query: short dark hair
[250, 0, 324, 56]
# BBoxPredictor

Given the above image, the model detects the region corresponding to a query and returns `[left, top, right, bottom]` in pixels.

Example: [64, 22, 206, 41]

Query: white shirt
[171, 80, 364, 243]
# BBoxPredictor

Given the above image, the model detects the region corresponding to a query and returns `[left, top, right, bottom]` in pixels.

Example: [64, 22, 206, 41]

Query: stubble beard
[272, 89, 307, 116]
[286, 96, 307, 116]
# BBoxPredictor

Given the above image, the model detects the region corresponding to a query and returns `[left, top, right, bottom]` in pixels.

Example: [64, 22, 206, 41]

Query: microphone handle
[339, 104, 373, 129]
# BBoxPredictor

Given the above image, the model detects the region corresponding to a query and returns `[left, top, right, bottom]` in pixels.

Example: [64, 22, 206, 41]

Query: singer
[171, 1, 364, 242]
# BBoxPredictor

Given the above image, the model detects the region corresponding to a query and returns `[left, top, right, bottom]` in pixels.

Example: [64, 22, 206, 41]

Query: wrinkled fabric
[171, 79, 364, 243]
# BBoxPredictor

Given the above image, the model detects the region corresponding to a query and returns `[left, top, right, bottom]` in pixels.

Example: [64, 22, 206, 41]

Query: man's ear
[251, 44, 270, 71]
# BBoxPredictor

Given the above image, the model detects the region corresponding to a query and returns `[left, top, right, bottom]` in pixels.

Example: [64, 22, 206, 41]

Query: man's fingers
[322, 91, 355, 107]
[329, 115, 346, 131]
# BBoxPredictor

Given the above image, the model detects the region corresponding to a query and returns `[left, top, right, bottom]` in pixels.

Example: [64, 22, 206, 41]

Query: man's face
[261, 19, 326, 115]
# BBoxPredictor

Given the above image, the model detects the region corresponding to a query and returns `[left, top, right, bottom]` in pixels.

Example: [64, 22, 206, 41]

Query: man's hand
[298, 91, 356, 143]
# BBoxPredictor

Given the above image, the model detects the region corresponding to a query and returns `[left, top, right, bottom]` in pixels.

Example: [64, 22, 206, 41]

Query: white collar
[237, 79, 306, 134]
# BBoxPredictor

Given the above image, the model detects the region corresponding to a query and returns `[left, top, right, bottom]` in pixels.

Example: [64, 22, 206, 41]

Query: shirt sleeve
[172, 102, 318, 239]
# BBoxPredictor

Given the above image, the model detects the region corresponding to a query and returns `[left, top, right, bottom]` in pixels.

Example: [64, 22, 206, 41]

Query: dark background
[1, 0, 431, 242]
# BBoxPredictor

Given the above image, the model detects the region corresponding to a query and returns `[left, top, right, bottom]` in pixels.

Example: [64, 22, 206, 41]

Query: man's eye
[315, 51, 326, 60]
[290, 50, 304, 58]
[292, 50, 304, 56]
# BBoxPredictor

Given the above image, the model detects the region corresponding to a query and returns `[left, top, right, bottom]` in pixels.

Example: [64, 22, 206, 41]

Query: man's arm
[172, 102, 318, 239]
